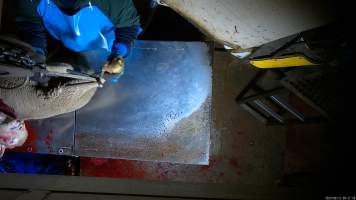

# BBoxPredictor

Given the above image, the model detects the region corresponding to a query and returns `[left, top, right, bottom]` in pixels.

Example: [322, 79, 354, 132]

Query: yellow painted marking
[250, 56, 317, 68]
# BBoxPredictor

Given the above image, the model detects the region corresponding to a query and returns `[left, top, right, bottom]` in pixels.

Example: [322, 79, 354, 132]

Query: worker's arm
[104, 25, 141, 74]
[14, 0, 47, 57]
[16, 22, 47, 56]
[103, 0, 141, 74]
[112, 25, 141, 58]
[110, 0, 140, 57]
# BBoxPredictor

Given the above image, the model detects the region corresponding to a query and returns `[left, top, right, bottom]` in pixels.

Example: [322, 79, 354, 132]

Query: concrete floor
[81, 51, 288, 185]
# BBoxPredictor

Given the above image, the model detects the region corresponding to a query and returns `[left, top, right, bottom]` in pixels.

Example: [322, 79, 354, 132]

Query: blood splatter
[44, 130, 54, 153]
[171, 170, 178, 176]
[44, 131, 53, 145]
[229, 159, 241, 175]
[199, 156, 223, 172]
[12, 121, 38, 153]
[80, 158, 146, 179]
[154, 162, 178, 180]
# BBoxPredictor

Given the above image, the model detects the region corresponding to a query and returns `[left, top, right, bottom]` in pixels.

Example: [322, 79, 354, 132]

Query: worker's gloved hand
[103, 55, 125, 75]
[103, 42, 128, 75]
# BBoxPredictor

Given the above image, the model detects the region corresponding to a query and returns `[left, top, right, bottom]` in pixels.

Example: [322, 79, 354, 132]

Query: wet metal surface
[75, 41, 212, 165]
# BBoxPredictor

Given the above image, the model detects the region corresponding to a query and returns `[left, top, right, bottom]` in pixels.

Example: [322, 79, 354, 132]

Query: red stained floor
[80, 155, 240, 183]
[81, 158, 146, 179]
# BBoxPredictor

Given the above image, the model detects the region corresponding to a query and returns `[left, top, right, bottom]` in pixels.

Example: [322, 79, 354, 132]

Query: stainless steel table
[20, 41, 212, 165]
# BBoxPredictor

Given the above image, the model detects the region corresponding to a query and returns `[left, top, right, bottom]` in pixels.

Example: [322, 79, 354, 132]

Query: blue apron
[37, 0, 115, 52]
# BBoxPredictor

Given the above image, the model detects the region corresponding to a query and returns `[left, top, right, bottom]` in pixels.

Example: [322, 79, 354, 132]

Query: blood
[155, 163, 171, 180]
[44, 131, 53, 145]
[12, 121, 38, 153]
[229, 159, 241, 175]
[80, 158, 146, 179]
[0, 135, 10, 143]
[90, 158, 108, 166]
[44, 130, 54, 153]
[199, 156, 223, 172]
[171, 170, 178, 176]
[0, 131, 17, 143]
[152, 162, 186, 181]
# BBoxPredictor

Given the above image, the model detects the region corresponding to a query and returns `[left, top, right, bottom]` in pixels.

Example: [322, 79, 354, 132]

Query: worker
[14, 0, 141, 74]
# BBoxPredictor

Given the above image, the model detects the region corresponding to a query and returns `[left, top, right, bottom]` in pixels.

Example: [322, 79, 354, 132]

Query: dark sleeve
[14, 0, 47, 54]
[15, 0, 42, 24]
[16, 22, 47, 54]
[109, 0, 141, 57]
[110, 0, 140, 28]
[111, 25, 141, 57]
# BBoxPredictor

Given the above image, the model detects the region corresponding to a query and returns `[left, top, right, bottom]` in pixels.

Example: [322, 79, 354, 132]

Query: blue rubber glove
[111, 42, 128, 58]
